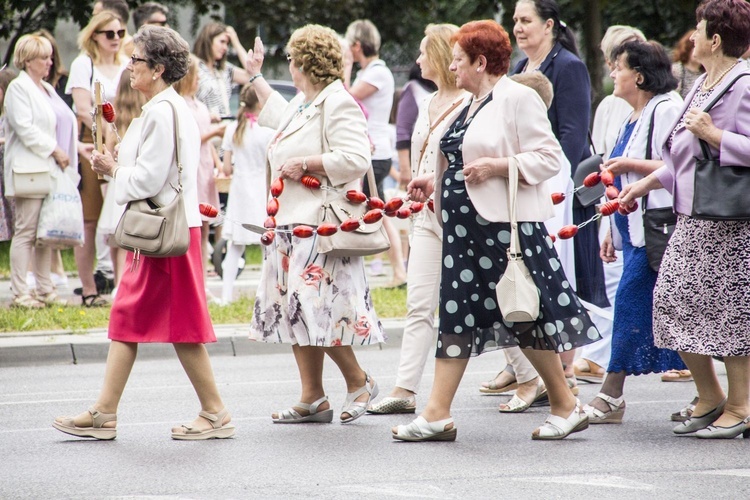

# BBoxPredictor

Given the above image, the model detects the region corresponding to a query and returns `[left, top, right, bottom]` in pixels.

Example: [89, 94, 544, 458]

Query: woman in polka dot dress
[396, 20, 600, 442]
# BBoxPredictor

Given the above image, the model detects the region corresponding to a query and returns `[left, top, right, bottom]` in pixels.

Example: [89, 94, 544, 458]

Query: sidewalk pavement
[0, 262, 411, 367]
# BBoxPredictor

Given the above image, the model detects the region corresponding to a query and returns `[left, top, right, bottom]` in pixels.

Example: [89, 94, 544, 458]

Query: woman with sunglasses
[66, 10, 129, 308]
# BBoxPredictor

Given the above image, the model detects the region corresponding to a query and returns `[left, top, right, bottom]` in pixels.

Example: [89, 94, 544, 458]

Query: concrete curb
[0, 319, 409, 367]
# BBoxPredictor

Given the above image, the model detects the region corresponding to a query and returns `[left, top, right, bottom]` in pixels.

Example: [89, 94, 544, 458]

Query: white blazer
[113, 87, 202, 227]
[258, 79, 371, 227]
[3, 71, 61, 197]
[434, 76, 562, 223]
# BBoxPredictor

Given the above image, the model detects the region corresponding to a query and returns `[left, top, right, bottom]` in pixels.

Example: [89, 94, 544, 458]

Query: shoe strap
[398, 416, 453, 438]
[88, 406, 117, 428]
[596, 392, 624, 409]
[308, 395, 329, 414]
[198, 408, 229, 429]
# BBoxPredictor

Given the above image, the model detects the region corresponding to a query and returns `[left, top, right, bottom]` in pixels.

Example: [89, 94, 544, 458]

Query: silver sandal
[272, 396, 333, 424]
[341, 371, 378, 423]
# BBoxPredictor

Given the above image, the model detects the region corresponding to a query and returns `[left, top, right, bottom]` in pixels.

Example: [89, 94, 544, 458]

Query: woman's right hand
[407, 173, 434, 202]
[600, 230, 617, 263]
[618, 173, 662, 210]
[245, 37, 265, 76]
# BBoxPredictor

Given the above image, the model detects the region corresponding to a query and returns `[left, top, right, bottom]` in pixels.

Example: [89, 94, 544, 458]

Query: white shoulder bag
[496, 158, 540, 322]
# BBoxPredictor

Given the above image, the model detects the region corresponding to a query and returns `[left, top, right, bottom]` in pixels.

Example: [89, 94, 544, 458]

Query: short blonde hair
[287, 25, 343, 86]
[345, 19, 381, 57]
[78, 11, 124, 64]
[13, 35, 52, 70]
[600, 25, 646, 64]
[424, 24, 459, 89]
[510, 72, 554, 109]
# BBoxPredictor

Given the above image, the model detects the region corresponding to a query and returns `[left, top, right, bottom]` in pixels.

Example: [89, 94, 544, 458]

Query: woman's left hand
[463, 157, 500, 184]
[90, 148, 117, 177]
[278, 157, 305, 181]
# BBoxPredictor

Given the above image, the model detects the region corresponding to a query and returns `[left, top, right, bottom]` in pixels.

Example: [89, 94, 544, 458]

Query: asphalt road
[1, 346, 749, 499]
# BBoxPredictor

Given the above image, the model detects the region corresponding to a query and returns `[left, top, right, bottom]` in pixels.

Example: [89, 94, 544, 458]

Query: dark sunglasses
[96, 29, 126, 40]
[146, 20, 167, 26]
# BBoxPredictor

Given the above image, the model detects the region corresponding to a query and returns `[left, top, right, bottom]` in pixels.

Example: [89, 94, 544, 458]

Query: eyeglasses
[130, 55, 149, 65]
[286, 54, 293, 62]
[96, 29, 126, 40]
[146, 19, 167, 26]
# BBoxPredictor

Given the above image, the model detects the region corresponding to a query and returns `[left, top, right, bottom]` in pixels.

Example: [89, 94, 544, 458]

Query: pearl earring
[152, 76, 156, 80]
[476, 67, 481, 73]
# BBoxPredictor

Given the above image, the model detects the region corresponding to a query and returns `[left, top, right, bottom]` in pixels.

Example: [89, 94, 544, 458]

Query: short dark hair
[696, 0, 750, 58]
[134, 25, 190, 85]
[98, 0, 130, 25]
[133, 2, 169, 29]
[612, 40, 678, 95]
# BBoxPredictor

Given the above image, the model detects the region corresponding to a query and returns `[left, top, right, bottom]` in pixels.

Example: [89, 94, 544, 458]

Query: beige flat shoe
[573, 358, 605, 383]
[532, 402, 589, 440]
[499, 384, 548, 413]
[172, 408, 235, 440]
[392, 416, 457, 442]
[367, 396, 417, 414]
[53, 406, 117, 440]
[479, 366, 518, 394]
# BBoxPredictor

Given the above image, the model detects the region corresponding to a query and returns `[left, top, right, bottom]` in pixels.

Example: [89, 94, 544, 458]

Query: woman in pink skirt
[52, 25, 234, 441]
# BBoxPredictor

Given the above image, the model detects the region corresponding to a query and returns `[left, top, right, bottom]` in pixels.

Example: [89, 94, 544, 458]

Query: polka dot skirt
[435, 103, 601, 359]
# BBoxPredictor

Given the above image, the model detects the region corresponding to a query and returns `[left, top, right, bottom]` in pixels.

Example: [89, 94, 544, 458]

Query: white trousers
[394, 213, 442, 394]
[10, 197, 52, 297]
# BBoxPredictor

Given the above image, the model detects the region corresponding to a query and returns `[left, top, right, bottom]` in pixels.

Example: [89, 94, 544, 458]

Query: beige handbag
[114, 100, 189, 262]
[496, 158, 540, 322]
[314, 99, 390, 258]
[12, 164, 51, 198]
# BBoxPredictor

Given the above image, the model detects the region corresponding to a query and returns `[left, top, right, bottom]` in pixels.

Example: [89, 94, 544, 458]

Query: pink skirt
[109, 227, 216, 343]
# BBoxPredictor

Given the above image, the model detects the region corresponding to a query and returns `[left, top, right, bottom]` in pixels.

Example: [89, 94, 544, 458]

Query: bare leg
[272, 345, 328, 418]
[56, 340, 137, 428]
[523, 350, 576, 417]
[678, 351, 725, 417]
[74, 220, 99, 297]
[415, 357, 469, 423]
[324, 346, 373, 419]
[559, 350, 576, 378]
[706, 355, 750, 427]
[172, 343, 229, 431]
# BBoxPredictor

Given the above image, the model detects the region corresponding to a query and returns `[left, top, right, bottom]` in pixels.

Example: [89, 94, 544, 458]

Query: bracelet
[302, 157, 308, 172]
[111, 166, 120, 179]
[249, 73, 263, 84]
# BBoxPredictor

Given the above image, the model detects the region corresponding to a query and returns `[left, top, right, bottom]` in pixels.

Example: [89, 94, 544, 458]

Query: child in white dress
[220, 84, 274, 304]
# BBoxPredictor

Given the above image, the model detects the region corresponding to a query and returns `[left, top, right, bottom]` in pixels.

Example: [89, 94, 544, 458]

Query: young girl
[98, 69, 146, 296]
[220, 83, 274, 304]
[174, 54, 225, 287]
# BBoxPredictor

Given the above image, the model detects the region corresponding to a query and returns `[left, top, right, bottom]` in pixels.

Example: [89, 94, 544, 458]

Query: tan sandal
[11, 294, 45, 309]
[479, 366, 518, 394]
[573, 358, 605, 383]
[661, 369, 693, 382]
[172, 408, 235, 440]
[52, 406, 117, 440]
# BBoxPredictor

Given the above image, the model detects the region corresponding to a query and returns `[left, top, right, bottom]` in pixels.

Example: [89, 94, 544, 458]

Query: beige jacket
[434, 76, 562, 224]
[259, 80, 371, 227]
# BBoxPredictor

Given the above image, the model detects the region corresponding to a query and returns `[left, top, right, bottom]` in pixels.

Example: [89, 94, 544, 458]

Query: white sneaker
[51, 273, 69, 288]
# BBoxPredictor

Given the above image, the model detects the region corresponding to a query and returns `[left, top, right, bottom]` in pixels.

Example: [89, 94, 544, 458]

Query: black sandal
[82, 294, 108, 307]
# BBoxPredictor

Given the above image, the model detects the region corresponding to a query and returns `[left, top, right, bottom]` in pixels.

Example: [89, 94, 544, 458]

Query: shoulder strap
[160, 100, 182, 193]
[698, 72, 750, 161]
[415, 97, 464, 171]
[643, 99, 668, 211]
[507, 158, 521, 255]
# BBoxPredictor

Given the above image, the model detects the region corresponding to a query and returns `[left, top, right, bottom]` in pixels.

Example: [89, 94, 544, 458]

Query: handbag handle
[642, 99, 667, 211]
[695, 73, 750, 162]
[414, 98, 464, 172]
[318, 99, 380, 199]
[159, 99, 183, 194]
[507, 157, 522, 257]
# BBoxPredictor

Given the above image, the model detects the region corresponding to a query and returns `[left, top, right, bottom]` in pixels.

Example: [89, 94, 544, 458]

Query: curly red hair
[451, 20, 512, 76]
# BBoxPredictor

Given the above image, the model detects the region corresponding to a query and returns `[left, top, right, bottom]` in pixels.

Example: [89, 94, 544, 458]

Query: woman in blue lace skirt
[583, 41, 685, 424]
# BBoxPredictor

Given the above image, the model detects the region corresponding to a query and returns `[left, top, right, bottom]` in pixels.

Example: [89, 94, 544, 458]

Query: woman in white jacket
[4, 34, 78, 308]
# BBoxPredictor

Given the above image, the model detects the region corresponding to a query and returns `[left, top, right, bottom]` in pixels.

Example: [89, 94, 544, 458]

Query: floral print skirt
[249, 227, 385, 347]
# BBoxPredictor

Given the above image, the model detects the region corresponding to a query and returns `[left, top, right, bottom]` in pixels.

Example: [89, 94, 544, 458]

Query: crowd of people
[0, 0, 748, 443]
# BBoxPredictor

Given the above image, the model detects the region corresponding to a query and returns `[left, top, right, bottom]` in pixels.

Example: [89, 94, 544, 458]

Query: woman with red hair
[402, 20, 599, 442]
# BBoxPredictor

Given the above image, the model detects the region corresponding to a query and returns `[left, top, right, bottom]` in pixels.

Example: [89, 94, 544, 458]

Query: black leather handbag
[641, 99, 676, 272]
[691, 73, 750, 221]
[573, 132, 604, 207]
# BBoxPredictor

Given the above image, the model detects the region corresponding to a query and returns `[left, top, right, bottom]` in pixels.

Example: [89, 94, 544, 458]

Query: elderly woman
[67, 10, 129, 307]
[403, 20, 599, 442]
[245, 25, 385, 424]
[193, 21, 250, 120]
[4, 34, 78, 308]
[573, 25, 645, 385]
[53, 26, 234, 441]
[620, 0, 750, 439]
[367, 24, 467, 415]
[583, 40, 685, 425]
